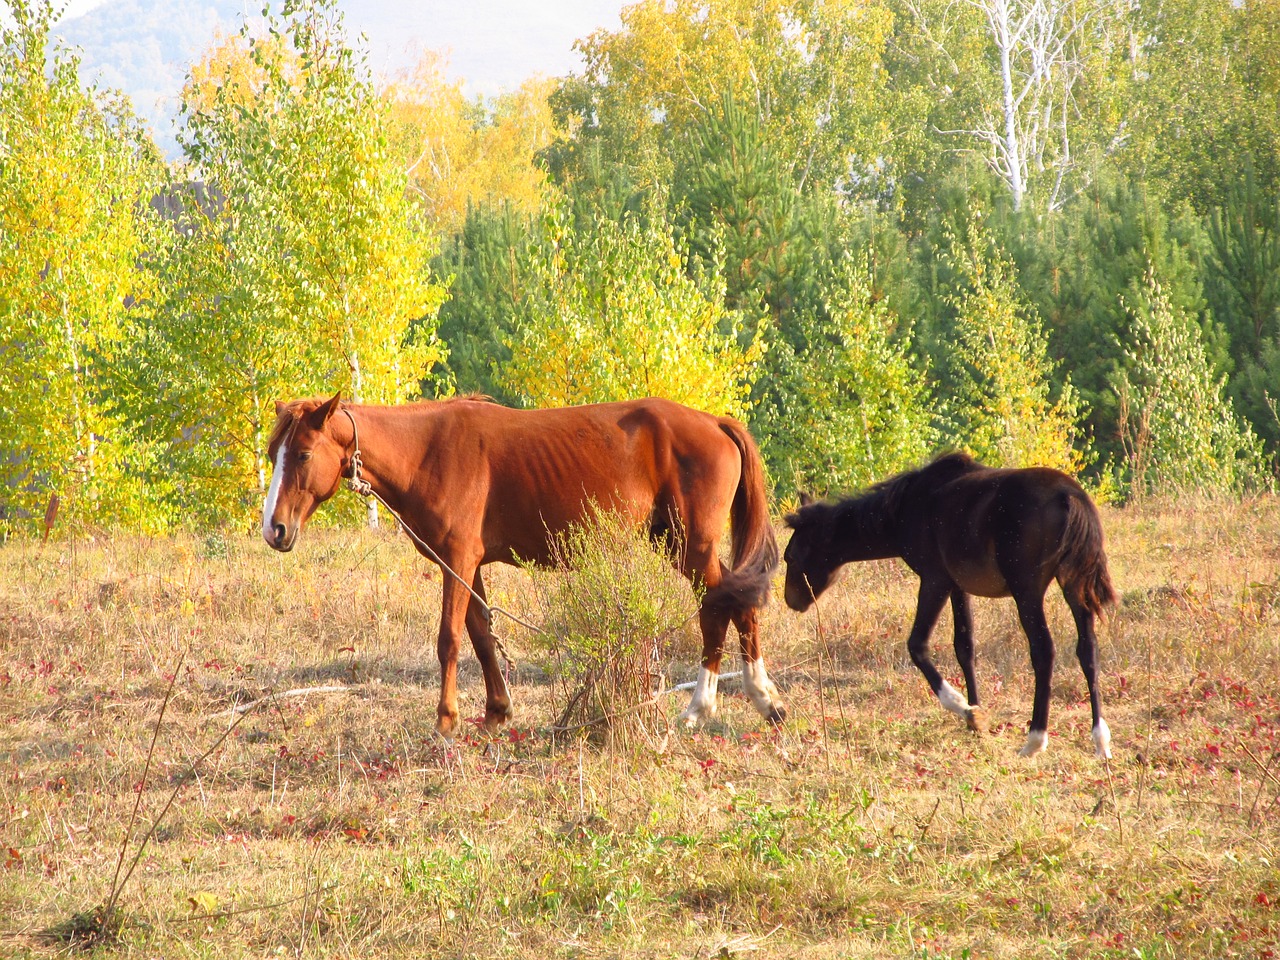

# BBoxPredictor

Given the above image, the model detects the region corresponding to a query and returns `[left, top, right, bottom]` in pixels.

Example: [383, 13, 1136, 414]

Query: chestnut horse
[782, 452, 1115, 758]
[261, 393, 784, 738]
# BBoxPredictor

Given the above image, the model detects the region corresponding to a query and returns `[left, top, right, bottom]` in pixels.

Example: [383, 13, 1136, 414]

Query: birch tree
[145, 0, 447, 526]
[0, 0, 161, 534]
[899, 0, 1125, 212]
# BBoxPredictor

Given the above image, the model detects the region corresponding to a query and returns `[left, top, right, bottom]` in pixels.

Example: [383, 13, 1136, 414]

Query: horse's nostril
[273, 523, 286, 545]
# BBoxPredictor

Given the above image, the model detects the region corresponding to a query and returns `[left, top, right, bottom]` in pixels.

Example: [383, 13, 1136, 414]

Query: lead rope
[340, 409, 536, 694]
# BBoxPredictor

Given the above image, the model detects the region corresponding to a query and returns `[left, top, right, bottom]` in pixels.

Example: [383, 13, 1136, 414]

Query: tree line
[1, 0, 1276, 536]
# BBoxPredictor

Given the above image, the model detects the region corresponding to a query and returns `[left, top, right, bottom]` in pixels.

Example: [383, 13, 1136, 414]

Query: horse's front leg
[950, 590, 986, 733]
[464, 569, 513, 734]
[435, 558, 478, 740]
[908, 578, 978, 730]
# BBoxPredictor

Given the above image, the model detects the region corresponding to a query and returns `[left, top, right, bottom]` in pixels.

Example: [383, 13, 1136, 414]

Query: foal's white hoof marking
[1092, 719, 1113, 759]
[937, 680, 973, 717]
[1018, 729, 1049, 757]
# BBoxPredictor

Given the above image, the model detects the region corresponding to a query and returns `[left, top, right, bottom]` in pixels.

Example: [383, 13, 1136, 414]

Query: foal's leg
[1012, 591, 1057, 757]
[464, 570, 513, 734]
[909, 578, 979, 729]
[1065, 593, 1111, 759]
[733, 606, 786, 725]
[950, 590, 986, 733]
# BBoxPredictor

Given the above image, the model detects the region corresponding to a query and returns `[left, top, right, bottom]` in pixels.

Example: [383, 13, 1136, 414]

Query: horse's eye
[297, 451, 312, 463]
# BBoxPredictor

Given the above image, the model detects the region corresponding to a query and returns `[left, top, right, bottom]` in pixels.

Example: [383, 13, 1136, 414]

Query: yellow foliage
[500, 201, 760, 418]
[383, 51, 560, 233]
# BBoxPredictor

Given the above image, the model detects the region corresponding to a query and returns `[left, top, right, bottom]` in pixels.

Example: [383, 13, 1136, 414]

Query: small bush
[524, 509, 699, 746]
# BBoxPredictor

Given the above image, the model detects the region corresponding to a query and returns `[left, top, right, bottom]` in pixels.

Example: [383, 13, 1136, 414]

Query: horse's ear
[274, 400, 288, 417]
[784, 511, 800, 529]
[799, 491, 814, 506]
[315, 392, 343, 426]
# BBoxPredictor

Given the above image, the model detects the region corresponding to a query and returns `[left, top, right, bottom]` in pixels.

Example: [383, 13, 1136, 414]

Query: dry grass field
[2, 497, 1279, 958]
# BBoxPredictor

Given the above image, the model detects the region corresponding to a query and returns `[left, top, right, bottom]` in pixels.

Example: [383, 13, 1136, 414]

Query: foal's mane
[790, 451, 981, 533]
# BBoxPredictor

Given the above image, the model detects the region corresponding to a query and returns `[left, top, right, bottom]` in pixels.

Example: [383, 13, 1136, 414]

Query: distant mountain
[55, 0, 250, 157]
[52, 0, 624, 160]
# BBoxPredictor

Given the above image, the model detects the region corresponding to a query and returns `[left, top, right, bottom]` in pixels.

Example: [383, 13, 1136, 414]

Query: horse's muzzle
[265, 522, 296, 552]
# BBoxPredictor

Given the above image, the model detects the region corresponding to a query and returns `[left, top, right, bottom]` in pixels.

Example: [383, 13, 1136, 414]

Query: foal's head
[782, 475, 911, 611]
[261, 393, 348, 552]
[781, 495, 842, 612]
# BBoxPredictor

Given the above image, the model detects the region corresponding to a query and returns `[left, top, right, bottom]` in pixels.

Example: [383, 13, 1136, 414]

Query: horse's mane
[265, 403, 303, 455]
[266, 393, 499, 454]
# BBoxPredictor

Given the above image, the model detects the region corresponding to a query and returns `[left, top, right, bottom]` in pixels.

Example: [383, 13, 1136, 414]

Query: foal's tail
[1057, 489, 1117, 617]
[704, 418, 779, 615]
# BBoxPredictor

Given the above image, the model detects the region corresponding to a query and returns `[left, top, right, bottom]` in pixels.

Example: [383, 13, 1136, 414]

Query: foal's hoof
[965, 706, 988, 734]
[1092, 719, 1113, 759]
[765, 704, 788, 727]
[1018, 729, 1049, 757]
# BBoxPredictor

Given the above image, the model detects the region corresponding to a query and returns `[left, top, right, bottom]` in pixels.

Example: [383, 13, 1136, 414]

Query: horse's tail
[1056, 489, 1117, 617]
[703, 418, 779, 615]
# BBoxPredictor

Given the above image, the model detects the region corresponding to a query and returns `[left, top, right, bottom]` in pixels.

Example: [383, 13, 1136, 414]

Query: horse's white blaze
[1019, 729, 1049, 757]
[936, 680, 972, 718]
[1092, 718, 1112, 759]
[743, 657, 780, 717]
[681, 666, 719, 726]
[261, 441, 287, 544]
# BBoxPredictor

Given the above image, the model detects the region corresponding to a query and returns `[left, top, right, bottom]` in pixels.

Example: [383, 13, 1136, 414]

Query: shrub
[523, 509, 698, 746]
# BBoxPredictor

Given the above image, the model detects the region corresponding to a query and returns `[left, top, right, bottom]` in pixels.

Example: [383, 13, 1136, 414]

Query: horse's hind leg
[909, 578, 979, 730]
[733, 606, 785, 725]
[1012, 592, 1056, 757]
[464, 570, 513, 734]
[1065, 593, 1111, 759]
[681, 601, 731, 727]
[950, 590, 986, 733]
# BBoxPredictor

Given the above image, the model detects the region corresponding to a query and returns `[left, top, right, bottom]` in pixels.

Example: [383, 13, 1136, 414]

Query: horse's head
[261, 393, 348, 552]
[781, 493, 841, 612]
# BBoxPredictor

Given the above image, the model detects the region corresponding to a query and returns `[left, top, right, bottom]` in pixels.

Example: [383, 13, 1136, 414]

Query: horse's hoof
[481, 706, 513, 734]
[433, 729, 456, 749]
[966, 706, 988, 734]
[765, 705, 788, 726]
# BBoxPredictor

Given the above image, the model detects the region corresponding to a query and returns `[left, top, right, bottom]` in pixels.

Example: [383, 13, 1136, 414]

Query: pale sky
[55, 0, 625, 94]
[48, 0, 626, 155]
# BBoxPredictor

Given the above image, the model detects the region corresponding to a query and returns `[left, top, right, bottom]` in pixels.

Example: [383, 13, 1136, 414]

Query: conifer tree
[1205, 162, 1280, 455]
[945, 213, 1090, 475]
